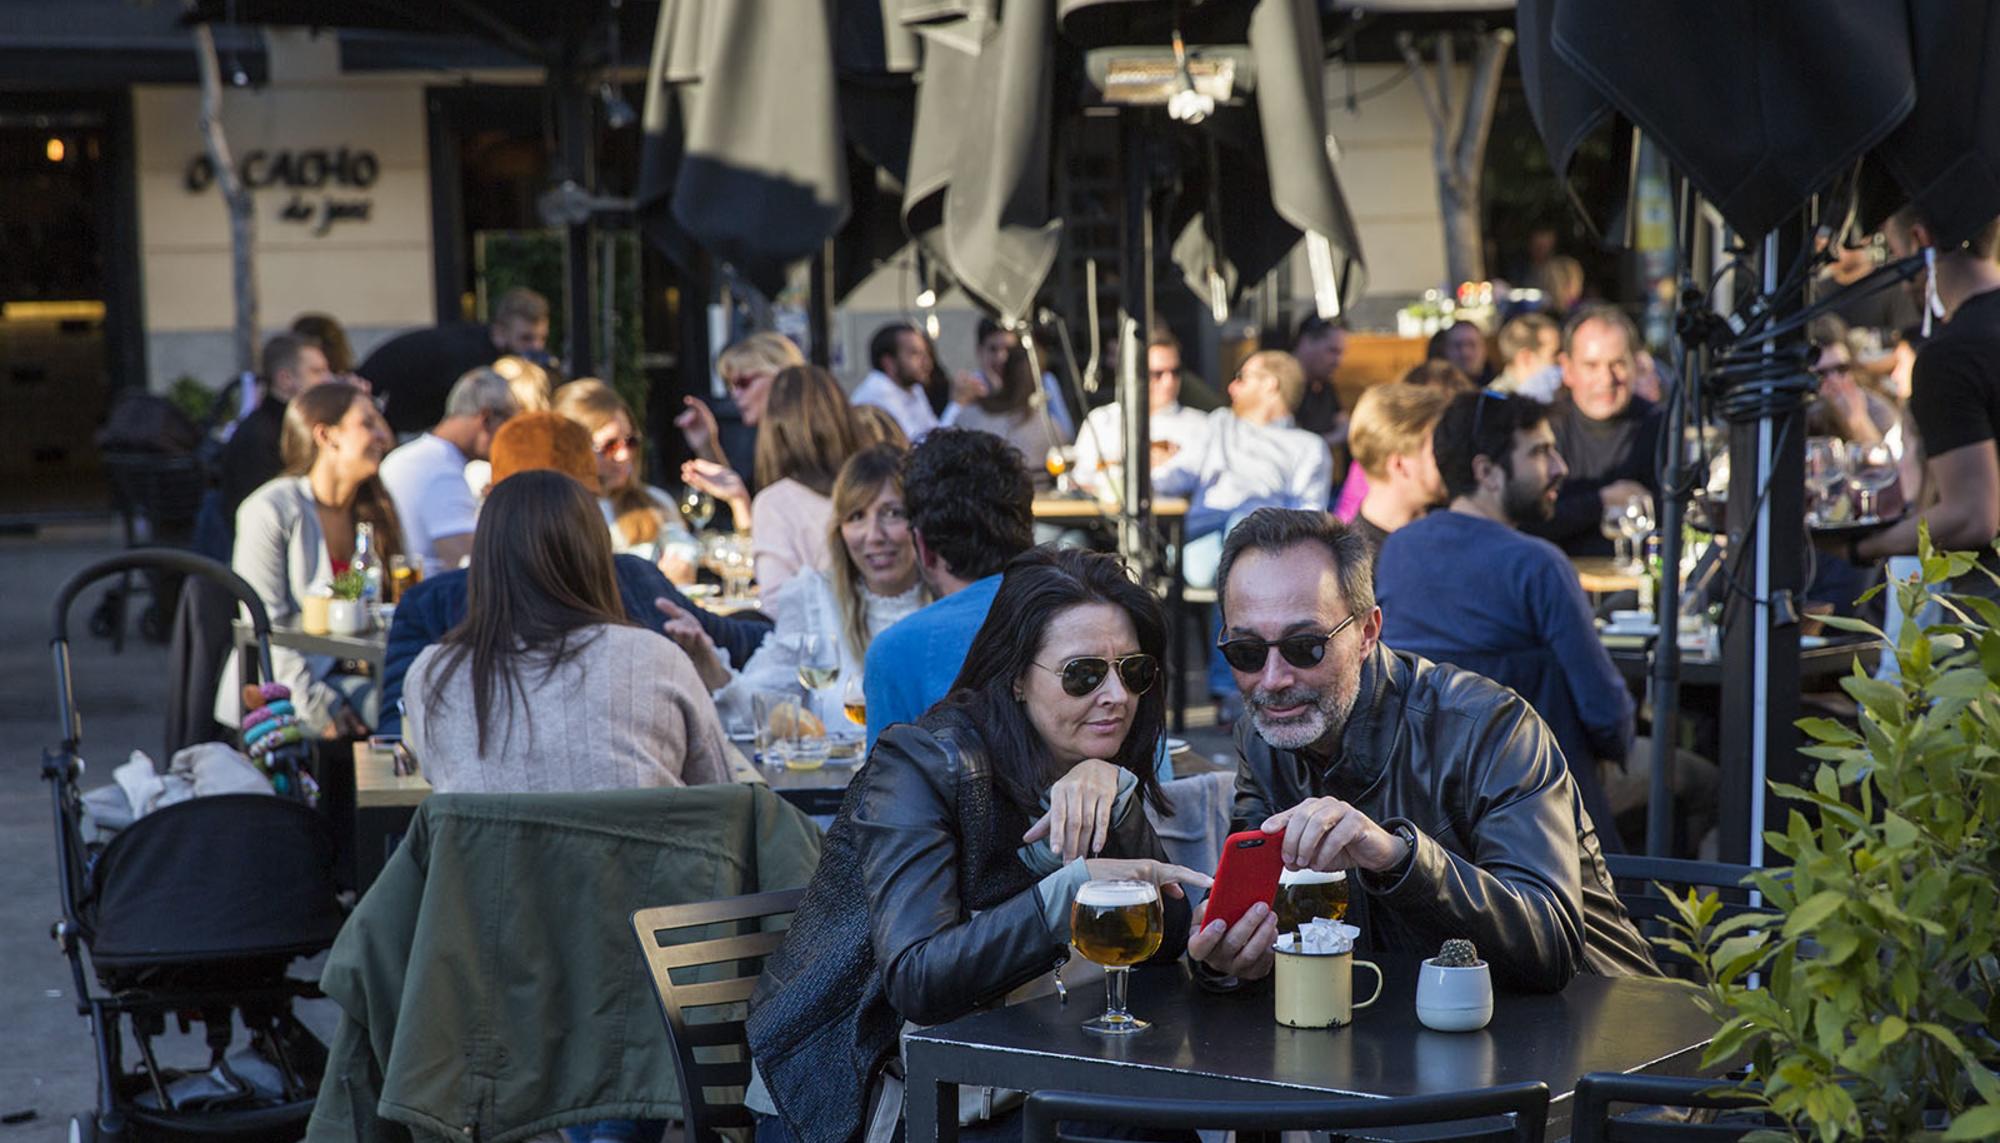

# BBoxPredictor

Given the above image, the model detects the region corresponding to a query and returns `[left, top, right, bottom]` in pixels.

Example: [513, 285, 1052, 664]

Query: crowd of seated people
[198, 290, 1900, 1143]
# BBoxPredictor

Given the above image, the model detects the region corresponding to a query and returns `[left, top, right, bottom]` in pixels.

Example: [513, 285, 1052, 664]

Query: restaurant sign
[183, 147, 377, 237]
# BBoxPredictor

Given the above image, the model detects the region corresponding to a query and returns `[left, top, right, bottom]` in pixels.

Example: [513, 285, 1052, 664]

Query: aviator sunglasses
[1217, 612, 1358, 673]
[1035, 653, 1161, 698]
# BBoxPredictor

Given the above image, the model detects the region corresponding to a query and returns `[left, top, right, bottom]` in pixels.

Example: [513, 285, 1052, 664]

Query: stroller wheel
[68, 1114, 100, 1143]
[87, 599, 118, 639]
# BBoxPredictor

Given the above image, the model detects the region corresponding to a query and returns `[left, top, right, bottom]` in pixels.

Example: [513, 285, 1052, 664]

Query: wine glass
[794, 632, 840, 697]
[1846, 441, 1900, 521]
[1069, 879, 1164, 1035]
[679, 486, 716, 532]
[1619, 494, 1656, 575]
[1600, 505, 1630, 569]
[841, 674, 866, 728]
[1803, 437, 1848, 525]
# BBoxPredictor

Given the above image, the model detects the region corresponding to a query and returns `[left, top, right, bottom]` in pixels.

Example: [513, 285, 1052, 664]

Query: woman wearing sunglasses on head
[742, 547, 1209, 1143]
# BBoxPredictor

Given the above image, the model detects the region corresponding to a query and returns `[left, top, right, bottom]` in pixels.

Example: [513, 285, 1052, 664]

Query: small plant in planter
[1663, 528, 2000, 1142]
[329, 570, 368, 601]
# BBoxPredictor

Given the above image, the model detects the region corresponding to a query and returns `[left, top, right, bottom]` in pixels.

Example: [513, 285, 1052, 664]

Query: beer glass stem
[1103, 967, 1131, 1024]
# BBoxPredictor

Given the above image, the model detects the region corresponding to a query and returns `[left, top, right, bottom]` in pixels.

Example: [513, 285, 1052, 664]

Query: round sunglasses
[1035, 653, 1161, 698]
[1216, 612, 1358, 673]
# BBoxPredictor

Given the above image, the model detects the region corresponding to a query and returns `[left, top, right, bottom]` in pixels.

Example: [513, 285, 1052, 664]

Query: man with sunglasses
[379, 367, 519, 575]
[1375, 390, 1637, 852]
[1187, 508, 1655, 993]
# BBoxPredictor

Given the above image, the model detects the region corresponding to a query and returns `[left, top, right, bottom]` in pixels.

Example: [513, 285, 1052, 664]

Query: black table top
[904, 960, 1716, 1141]
[1607, 635, 1876, 687]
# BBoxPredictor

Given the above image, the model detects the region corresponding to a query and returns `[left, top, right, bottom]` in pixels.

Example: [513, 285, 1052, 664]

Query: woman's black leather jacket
[746, 705, 1190, 1143]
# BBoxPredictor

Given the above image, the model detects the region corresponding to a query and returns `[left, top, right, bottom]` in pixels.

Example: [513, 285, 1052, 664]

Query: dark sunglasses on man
[1216, 612, 1358, 673]
[1035, 653, 1161, 698]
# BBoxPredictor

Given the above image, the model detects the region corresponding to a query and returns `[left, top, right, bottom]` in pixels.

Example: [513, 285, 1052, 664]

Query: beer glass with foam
[1069, 879, 1163, 1034]
[1274, 868, 1349, 934]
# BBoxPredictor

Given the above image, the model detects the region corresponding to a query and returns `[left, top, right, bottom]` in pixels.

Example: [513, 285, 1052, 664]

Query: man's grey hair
[1216, 508, 1376, 621]
[444, 366, 519, 421]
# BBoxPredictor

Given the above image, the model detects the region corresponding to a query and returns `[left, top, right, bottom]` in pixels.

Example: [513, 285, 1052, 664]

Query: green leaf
[1784, 890, 1846, 937]
[1932, 666, 1995, 701]
[1943, 1103, 2000, 1141]
[1878, 1014, 1907, 1044]
[1797, 716, 1861, 745]
[1916, 1021, 1970, 1059]
[1881, 812, 1921, 849]
[1817, 613, 1887, 640]
[1842, 674, 1910, 720]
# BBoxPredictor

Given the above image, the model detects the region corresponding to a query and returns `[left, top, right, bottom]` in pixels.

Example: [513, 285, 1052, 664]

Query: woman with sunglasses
[743, 547, 1207, 1143]
[554, 379, 701, 584]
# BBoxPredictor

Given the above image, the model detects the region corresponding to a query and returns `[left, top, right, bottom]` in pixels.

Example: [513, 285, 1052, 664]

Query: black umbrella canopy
[182, 0, 651, 61]
[639, 0, 1366, 322]
[1518, 0, 2000, 246]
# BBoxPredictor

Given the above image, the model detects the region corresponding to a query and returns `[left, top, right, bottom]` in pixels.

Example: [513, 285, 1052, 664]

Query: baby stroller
[45, 550, 346, 1142]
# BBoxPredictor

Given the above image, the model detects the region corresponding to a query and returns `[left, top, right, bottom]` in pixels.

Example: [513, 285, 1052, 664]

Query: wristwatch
[1389, 821, 1419, 873]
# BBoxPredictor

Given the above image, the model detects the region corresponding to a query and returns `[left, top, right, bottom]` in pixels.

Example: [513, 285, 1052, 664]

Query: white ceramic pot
[326, 598, 368, 637]
[1415, 958, 1493, 1032]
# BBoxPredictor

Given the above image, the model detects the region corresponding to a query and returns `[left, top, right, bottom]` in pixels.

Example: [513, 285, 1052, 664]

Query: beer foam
[1075, 879, 1159, 906]
[1278, 868, 1347, 886]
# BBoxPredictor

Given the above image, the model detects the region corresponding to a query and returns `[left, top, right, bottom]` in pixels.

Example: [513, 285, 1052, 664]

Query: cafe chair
[1023, 1081, 1551, 1143]
[632, 887, 806, 1143]
[1602, 855, 1767, 976]
[1571, 1072, 1772, 1142]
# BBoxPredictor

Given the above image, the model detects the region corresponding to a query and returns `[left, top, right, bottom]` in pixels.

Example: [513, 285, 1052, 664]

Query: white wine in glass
[679, 487, 716, 532]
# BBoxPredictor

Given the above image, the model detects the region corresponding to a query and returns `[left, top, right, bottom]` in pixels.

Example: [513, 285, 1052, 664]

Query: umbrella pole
[1645, 175, 1700, 857]
[553, 40, 597, 379]
[1116, 114, 1156, 571]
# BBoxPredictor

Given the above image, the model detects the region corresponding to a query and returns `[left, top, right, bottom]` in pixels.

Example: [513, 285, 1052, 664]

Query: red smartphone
[1204, 830, 1285, 930]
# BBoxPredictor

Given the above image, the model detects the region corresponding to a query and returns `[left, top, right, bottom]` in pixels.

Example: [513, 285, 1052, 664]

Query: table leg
[1167, 516, 1187, 735]
[903, 1054, 958, 1143]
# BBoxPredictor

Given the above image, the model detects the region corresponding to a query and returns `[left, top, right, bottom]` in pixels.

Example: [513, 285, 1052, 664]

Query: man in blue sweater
[1375, 391, 1633, 849]
[863, 428, 1035, 746]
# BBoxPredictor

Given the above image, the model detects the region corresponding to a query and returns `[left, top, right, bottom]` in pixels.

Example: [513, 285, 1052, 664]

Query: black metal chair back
[1604, 854, 1770, 975]
[1023, 1082, 1551, 1143]
[631, 888, 804, 1143]
[1572, 1072, 1771, 1143]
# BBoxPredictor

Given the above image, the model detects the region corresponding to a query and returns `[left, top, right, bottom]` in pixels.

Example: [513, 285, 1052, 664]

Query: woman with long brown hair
[218, 382, 400, 737]
[402, 470, 731, 793]
[683, 364, 864, 592]
[660, 443, 929, 729]
[553, 378, 700, 583]
[949, 344, 1072, 490]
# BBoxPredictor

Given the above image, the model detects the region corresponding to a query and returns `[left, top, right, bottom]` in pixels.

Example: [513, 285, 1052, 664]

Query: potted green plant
[327, 570, 369, 636]
[1664, 528, 2000, 1141]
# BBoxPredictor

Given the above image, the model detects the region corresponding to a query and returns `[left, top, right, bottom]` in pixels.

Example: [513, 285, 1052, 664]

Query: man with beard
[1185, 507, 1655, 992]
[1375, 391, 1634, 850]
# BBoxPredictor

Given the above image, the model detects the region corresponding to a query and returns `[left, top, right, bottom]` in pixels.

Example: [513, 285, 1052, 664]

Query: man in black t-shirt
[1852, 211, 2000, 592]
[216, 333, 333, 523]
[1525, 305, 1663, 557]
[358, 288, 550, 434]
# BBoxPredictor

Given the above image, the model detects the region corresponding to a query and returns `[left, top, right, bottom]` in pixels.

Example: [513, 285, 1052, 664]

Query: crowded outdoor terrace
[13, 1, 1998, 1142]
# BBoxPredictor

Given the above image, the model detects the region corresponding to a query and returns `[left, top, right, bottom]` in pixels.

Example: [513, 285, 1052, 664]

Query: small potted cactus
[1416, 938, 1493, 1032]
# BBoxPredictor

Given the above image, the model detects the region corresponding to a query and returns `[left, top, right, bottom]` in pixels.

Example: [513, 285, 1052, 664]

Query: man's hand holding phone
[1188, 898, 1279, 980]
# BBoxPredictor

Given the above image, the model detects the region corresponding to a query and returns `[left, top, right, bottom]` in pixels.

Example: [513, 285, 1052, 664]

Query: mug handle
[1351, 959, 1384, 1010]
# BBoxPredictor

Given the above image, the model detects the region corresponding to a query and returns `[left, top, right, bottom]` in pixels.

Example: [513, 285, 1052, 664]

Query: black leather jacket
[1231, 643, 1658, 992]
[747, 706, 1190, 1143]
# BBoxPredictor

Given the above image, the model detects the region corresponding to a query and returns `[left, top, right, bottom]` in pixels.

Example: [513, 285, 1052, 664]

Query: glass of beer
[1069, 879, 1164, 1035]
[389, 555, 422, 604]
[1274, 868, 1349, 934]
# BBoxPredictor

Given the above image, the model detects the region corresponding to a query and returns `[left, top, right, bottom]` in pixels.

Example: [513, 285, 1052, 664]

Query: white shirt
[1492, 364, 1564, 403]
[1071, 401, 1213, 495]
[850, 370, 940, 441]
[1155, 409, 1334, 538]
[378, 433, 479, 575]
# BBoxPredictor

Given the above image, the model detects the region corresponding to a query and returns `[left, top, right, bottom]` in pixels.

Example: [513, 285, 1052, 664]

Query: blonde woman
[674, 331, 805, 465]
[682, 365, 864, 592]
[660, 444, 927, 730]
[554, 378, 700, 584]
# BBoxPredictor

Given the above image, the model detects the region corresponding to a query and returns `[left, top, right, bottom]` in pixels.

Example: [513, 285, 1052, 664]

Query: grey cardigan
[215, 475, 347, 731]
